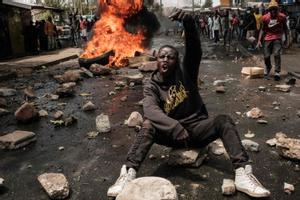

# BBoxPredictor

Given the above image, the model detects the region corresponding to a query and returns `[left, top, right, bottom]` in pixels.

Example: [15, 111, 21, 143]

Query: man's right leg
[107, 120, 155, 197]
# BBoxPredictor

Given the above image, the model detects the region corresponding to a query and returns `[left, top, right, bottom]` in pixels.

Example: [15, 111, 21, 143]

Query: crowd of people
[23, 15, 95, 55]
[186, 5, 300, 51]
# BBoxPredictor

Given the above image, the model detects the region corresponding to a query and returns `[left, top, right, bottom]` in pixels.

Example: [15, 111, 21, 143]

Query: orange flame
[80, 0, 145, 67]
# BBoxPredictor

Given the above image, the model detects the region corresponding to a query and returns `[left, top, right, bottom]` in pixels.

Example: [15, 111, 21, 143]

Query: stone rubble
[283, 182, 294, 195]
[0, 97, 7, 107]
[242, 139, 260, 152]
[276, 132, 300, 161]
[0, 88, 17, 97]
[0, 130, 36, 149]
[266, 138, 277, 147]
[38, 173, 69, 199]
[221, 179, 236, 195]
[121, 73, 144, 85]
[96, 114, 111, 133]
[15, 102, 38, 122]
[24, 86, 36, 98]
[275, 85, 291, 92]
[38, 109, 49, 117]
[82, 101, 96, 111]
[215, 86, 226, 93]
[246, 107, 263, 119]
[116, 177, 177, 200]
[285, 77, 296, 85]
[241, 67, 264, 79]
[55, 82, 76, 97]
[126, 111, 143, 127]
[168, 148, 208, 167]
[54, 70, 82, 83]
[257, 119, 268, 124]
[244, 130, 255, 138]
[89, 64, 112, 76]
[213, 80, 227, 86]
[53, 111, 64, 119]
[0, 177, 4, 186]
[209, 139, 229, 158]
[0, 108, 10, 116]
[139, 61, 158, 72]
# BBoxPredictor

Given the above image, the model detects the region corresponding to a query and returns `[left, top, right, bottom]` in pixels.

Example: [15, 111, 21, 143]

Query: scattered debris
[266, 138, 277, 147]
[108, 91, 116, 96]
[89, 64, 112, 76]
[82, 101, 96, 111]
[242, 139, 260, 152]
[64, 116, 77, 126]
[38, 173, 69, 199]
[15, 102, 38, 122]
[121, 96, 128, 102]
[241, 67, 264, 79]
[115, 81, 127, 87]
[54, 70, 82, 83]
[257, 119, 268, 124]
[209, 139, 229, 158]
[96, 114, 111, 133]
[39, 110, 49, 117]
[283, 182, 294, 195]
[0, 130, 36, 149]
[24, 86, 36, 98]
[258, 86, 266, 92]
[50, 120, 64, 127]
[285, 77, 296, 85]
[168, 148, 208, 167]
[80, 67, 94, 78]
[53, 111, 64, 119]
[0, 97, 7, 107]
[235, 111, 241, 115]
[50, 94, 59, 101]
[58, 146, 65, 151]
[276, 132, 300, 161]
[213, 80, 227, 86]
[275, 85, 291, 92]
[246, 107, 263, 119]
[126, 111, 143, 127]
[79, 93, 92, 97]
[116, 177, 177, 200]
[297, 110, 300, 118]
[139, 61, 157, 72]
[215, 86, 226, 93]
[121, 73, 144, 85]
[0, 88, 17, 97]
[221, 179, 236, 195]
[149, 154, 157, 160]
[272, 101, 280, 106]
[56, 82, 76, 97]
[0, 177, 4, 186]
[274, 106, 280, 110]
[87, 131, 99, 139]
[0, 108, 10, 117]
[244, 130, 255, 138]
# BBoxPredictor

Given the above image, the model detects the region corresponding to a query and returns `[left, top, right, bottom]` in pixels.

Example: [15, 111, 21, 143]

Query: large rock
[126, 111, 143, 127]
[246, 107, 263, 119]
[54, 70, 82, 83]
[15, 102, 38, 122]
[38, 173, 69, 199]
[241, 67, 264, 79]
[116, 177, 177, 200]
[0, 88, 17, 97]
[128, 55, 156, 68]
[276, 132, 300, 161]
[121, 73, 144, 85]
[222, 179, 236, 195]
[0, 130, 36, 149]
[89, 64, 112, 76]
[95, 114, 111, 133]
[139, 61, 158, 72]
[168, 148, 208, 167]
[242, 139, 260, 152]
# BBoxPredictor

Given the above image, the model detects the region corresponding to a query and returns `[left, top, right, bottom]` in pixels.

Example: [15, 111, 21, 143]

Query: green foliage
[42, 0, 67, 9]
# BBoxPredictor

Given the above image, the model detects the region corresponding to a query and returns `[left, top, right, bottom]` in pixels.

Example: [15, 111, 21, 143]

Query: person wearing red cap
[257, 0, 288, 81]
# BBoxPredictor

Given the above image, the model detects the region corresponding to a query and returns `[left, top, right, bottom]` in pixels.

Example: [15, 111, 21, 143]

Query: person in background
[238, 9, 245, 40]
[257, 0, 288, 81]
[207, 14, 214, 39]
[45, 16, 56, 50]
[231, 13, 240, 40]
[212, 11, 222, 44]
[222, 9, 231, 46]
[254, 7, 262, 40]
[244, 7, 257, 50]
[199, 16, 207, 36]
[80, 16, 88, 42]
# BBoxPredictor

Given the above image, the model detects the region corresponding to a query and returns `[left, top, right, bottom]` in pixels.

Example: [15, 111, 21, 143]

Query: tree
[202, 0, 213, 8]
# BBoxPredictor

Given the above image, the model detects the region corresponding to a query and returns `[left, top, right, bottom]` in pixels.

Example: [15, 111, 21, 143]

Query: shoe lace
[247, 173, 264, 189]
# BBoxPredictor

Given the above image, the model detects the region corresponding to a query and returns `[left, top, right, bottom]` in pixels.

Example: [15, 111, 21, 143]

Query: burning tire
[78, 50, 114, 68]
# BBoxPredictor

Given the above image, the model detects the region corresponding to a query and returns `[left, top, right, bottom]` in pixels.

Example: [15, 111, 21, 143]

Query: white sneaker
[107, 165, 136, 197]
[235, 165, 271, 198]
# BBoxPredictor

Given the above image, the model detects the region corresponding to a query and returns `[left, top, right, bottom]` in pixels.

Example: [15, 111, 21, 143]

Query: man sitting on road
[257, 0, 288, 81]
[108, 9, 271, 198]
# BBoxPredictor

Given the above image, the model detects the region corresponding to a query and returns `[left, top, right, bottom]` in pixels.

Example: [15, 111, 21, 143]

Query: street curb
[33, 54, 79, 69]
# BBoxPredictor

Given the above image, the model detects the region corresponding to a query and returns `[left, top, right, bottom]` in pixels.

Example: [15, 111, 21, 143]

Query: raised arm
[169, 9, 202, 80]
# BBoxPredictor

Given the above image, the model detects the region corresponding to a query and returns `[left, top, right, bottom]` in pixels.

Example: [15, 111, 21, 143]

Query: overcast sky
[155, 0, 220, 7]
